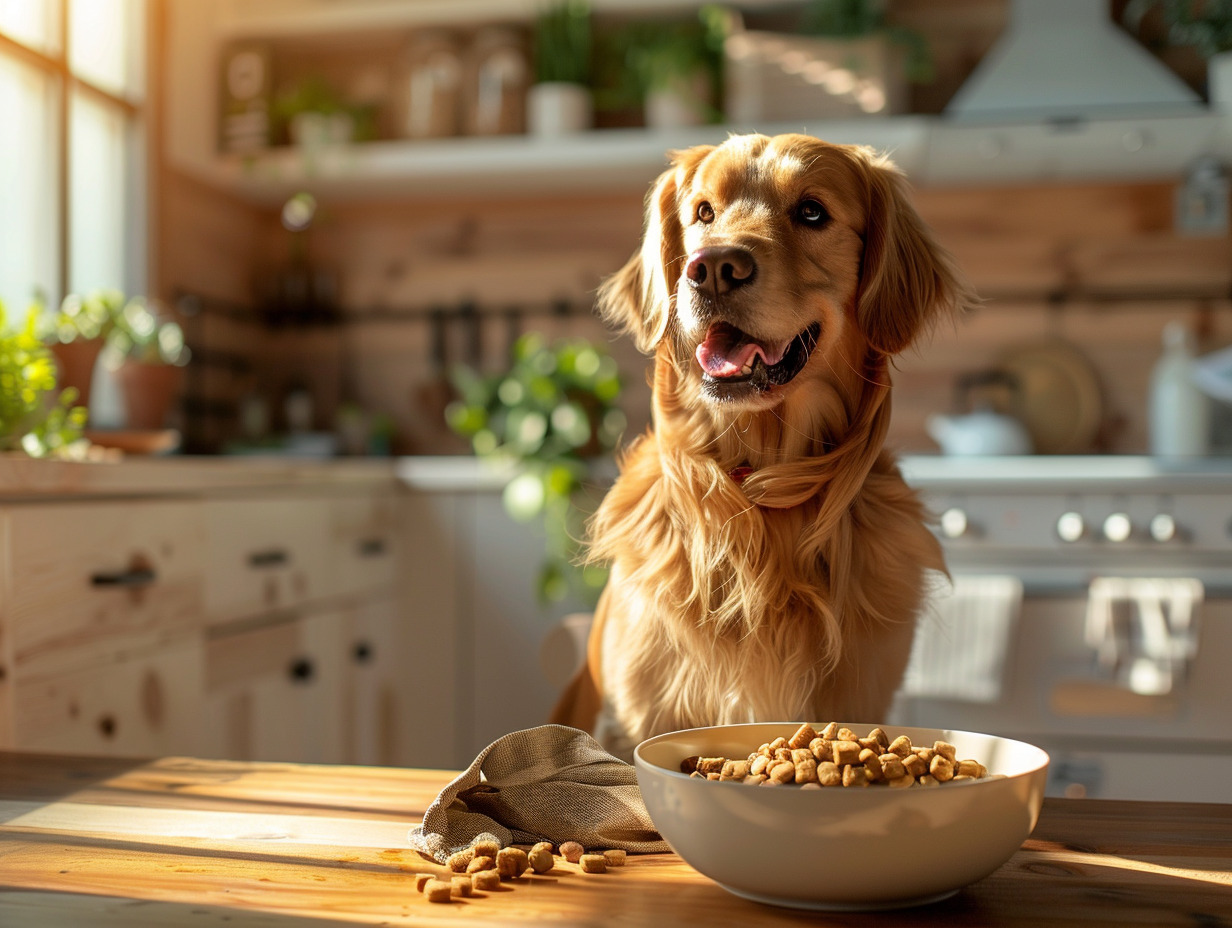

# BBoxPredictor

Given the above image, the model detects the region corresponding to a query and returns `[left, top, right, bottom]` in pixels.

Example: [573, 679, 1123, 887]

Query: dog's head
[600, 133, 975, 417]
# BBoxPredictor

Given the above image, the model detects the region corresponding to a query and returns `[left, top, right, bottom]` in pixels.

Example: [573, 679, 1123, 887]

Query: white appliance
[897, 455, 1232, 803]
[946, 0, 1202, 121]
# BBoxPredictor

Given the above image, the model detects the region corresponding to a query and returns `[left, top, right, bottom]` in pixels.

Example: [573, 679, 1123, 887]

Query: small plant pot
[645, 70, 712, 129]
[49, 338, 105, 412]
[527, 81, 592, 136]
[115, 361, 184, 431]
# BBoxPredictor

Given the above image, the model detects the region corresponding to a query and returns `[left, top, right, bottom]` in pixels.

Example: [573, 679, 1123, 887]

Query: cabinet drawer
[13, 637, 205, 756]
[1, 500, 205, 677]
[330, 492, 401, 598]
[203, 497, 331, 623]
[202, 612, 348, 764]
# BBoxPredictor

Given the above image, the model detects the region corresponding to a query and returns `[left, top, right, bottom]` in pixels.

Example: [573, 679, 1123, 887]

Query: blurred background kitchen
[3, 0, 1232, 802]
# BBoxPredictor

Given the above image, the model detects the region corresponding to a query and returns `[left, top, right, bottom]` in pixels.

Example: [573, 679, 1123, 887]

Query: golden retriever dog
[551, 133, 977, 758]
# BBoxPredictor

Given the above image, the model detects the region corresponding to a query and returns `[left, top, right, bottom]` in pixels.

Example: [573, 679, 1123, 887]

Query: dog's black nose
[685, 246, 756, 298]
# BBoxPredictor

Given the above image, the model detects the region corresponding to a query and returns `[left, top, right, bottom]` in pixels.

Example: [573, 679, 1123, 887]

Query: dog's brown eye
[696, 201, 715, 223]
[797, 199, 829, 225]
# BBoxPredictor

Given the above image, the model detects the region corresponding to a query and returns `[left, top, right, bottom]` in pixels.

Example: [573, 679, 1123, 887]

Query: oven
[894, 456, 1232, 803]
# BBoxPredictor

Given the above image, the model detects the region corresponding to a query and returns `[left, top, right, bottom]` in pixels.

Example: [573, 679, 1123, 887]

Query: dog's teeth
[741, 364, 752, 375]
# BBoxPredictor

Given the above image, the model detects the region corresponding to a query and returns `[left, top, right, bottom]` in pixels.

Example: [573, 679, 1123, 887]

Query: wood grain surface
[1, 751, 1229, 927]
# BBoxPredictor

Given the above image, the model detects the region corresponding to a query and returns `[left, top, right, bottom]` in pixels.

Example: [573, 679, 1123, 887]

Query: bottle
[1149, 321, 1209, 459]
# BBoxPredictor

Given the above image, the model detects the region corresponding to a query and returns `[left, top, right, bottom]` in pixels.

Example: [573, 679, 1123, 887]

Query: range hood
[946, 0, 1203, 122]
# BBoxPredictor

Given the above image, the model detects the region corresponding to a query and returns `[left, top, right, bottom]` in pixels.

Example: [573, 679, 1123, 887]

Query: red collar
[729, 464, 754, 485]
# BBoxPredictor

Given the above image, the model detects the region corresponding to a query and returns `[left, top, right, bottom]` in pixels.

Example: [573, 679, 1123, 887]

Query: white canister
[526, 81, 592, 136]
[1149, 321, 1210, 458]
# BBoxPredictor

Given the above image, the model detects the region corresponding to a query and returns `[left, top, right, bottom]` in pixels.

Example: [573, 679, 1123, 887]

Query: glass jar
[403, 30, 462, 139]
[466, 26, 529, 136]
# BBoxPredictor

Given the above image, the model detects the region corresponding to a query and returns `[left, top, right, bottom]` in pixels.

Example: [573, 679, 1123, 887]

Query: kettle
[927, 370, 1034, 457]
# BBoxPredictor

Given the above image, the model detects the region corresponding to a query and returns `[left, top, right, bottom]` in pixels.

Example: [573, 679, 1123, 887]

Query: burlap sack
[408, 724, 669, 862]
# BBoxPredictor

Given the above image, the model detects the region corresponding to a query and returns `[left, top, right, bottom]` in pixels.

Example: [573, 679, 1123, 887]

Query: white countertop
[3, 452, 1230, 500]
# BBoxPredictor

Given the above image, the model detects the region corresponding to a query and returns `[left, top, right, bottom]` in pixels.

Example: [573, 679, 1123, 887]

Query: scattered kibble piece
[424, 879, 453, 903]
[451, 876, 473, 898]
[472, 838, 501, 859]
[602, 849, 627, 867]
[448, 848, 475, 872]
[579, 854, 607, 873]
[466, 855, 495, 874]
[528, 845, 554, 874]
[471, 869, 501, 892]
[559, 841, 585, 863]
[414, 873, 433, 892]
[496, 847, 529, 880]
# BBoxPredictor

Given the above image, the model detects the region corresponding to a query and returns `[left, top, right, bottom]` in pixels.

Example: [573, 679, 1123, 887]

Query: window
[0, 0, 146, 313]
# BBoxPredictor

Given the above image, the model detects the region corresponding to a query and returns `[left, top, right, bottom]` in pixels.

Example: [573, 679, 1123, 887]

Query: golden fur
[551, 134, 977, 757]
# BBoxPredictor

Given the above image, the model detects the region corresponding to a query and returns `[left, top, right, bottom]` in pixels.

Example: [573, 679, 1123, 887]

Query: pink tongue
[696, 324, 788, 378]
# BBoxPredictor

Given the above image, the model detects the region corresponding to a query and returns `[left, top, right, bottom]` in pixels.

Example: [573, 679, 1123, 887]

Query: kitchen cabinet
[398, 460, 595, 763]
[12, 638, 205, 757]
[203, 608, 350, 765]
[0, 462, 450, 769]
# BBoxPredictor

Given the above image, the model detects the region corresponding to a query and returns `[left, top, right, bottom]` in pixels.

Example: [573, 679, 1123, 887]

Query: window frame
[0, 0, 149, 306]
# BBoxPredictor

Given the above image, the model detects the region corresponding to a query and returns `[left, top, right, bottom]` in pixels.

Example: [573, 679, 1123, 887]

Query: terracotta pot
[49, 338, 105, 411]
[114, 361, 185, 431]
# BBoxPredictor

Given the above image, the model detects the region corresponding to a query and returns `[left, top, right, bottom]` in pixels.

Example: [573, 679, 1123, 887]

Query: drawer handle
[353, 640, 374, 664]
[288, 657, 315, 683]
[357, 538, 387, 558]
[91, 566, 157, 588]
[248, 549, 289, 569]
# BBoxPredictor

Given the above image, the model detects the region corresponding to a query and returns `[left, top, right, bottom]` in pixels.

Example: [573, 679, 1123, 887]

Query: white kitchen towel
[899, 574, 1022, 703]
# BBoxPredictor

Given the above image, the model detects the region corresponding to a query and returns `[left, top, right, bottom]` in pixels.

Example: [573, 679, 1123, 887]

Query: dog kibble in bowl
[635, 720, 1049, 910]
[680, 722, 992, 788]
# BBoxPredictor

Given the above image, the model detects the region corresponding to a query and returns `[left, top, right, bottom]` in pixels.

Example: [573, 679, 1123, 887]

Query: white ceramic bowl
[634, 722, 1049, 911]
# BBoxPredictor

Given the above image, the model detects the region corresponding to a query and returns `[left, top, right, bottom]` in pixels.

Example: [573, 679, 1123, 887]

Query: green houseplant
[105, 297, 191, 431]
[1124, 1, 1232, 105]
[528, 0, 594, 135]
[445, 333, 624, 606]
[619, 7, 727, 128]
[1125, 0, 1232, 59]
[1, 301, 88, 457]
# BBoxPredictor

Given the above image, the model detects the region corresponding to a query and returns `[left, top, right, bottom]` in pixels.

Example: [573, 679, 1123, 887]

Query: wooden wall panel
[156, 167, 1230, 456]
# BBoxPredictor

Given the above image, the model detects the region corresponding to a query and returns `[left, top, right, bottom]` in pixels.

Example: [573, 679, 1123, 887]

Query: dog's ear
[598, 145, 713, 354]
[856, 155, 977, 356]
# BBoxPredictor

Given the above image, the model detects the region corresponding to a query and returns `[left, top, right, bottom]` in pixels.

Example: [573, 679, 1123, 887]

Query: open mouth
[695, 321, 821, 399]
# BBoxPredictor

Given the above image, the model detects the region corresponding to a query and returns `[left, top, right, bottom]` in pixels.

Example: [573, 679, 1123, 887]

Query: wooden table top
[1, 750, 1229, 926]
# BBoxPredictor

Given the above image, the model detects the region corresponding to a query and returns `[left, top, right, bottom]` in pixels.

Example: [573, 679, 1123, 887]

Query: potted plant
[272, 75, 356, 148]
[445, 333, 624, 606]
[620, 7, 727, 129]
[528, 0, 593, 135]
[38, 289, 123, 414]
[1, 301, 88, 458]
[105, 297, 192, 432]
[1124, 0, 1232, 106]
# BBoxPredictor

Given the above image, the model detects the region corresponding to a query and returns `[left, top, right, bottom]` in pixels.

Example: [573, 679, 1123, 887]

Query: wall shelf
[182, 111, 1232, 208]
[192, 118, 930, 206]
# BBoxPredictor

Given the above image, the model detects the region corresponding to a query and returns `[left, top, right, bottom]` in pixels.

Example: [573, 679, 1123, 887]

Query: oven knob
[939, 507, 973, 539]
[1056, 511, 1087, 543]
[1102, 512, 1133, 543]
[1149, 513, 1178, 543]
